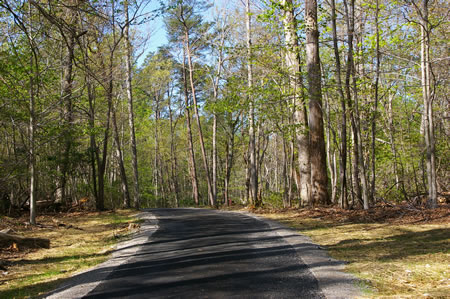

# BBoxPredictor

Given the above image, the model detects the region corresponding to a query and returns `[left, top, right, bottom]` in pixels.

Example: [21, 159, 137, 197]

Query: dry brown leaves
[251, 204, 450, 225]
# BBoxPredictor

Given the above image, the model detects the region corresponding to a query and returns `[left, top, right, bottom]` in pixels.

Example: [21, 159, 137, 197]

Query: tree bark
[417, 0, 437, 208]
[112, 102, 130, 208]
[182, 52, 199, 205]
[184, 30, 215, 207]
[281, 0, 311, 206]
[343, 0, 363, 208]
[305, 0, 329, 205]
[246, 0, 259, 207]
[59, 33, 75, 205]
[86, 73, 98, 203]
[370, 0, 381, 204]
[330, 0, 348, 209]
[153, 96, 161, 206]
[211, 35, 225, 207]
[124, 0, 140, 209]
[28, 3, 37, 225]
[96, 55, 114, 211]
[168, 91, 179, 207]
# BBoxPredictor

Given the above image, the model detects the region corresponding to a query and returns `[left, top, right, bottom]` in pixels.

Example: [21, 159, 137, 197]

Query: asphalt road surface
[46, 209, 359, 299]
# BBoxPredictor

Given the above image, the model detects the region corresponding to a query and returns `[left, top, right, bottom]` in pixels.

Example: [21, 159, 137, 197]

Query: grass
[0, 209, 140, 299]
[255, 206, 450, 298]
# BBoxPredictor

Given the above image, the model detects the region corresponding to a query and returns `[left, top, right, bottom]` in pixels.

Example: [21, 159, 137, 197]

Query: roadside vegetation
[253, 205, 450, 298]
[0, 210, 140, 299]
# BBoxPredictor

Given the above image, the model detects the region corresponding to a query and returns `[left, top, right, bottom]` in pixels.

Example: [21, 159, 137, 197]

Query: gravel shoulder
[233, 210, 362, 299]
[43, 212, 159, 299]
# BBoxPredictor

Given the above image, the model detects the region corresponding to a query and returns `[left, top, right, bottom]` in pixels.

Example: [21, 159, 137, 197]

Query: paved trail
[46, 209, 359, 299]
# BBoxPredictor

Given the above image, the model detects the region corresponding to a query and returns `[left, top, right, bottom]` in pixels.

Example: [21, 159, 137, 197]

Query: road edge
[43, 211, 159, 299]
[230, 210, 363, 299]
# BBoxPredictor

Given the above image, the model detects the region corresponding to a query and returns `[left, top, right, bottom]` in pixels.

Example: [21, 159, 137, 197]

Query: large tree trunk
[370, 0, 381, 203]
[353, 67, 370, 210]
[168, 92, 179, 207]
[418, 0, 437, 208]
[343, 0, 362, 208]
[29, 60, 37, 225]
[246, 0, 259, 207]
[96, 57, 114, 211]
[348, 0, 369, 209]
[124, 0, 140, 209]
[153, 97, 161, 206]
[185, 39, 214, 206]
[211, 43, 224, 207]
[330, 0, 348, 209]
[324, 93, 337, 204]
[305, 0, 329, 205]
[182, 53, 199, 205]
[224, 114, 239, 206]
[212, 113, 217, 205]
[281, 0, 311, 207]
[112, 103, 130, 208]
[86, 74, 98, 203]
[59, 33, 75, 205]
[28, 4, 37, 225]
[184, 32, 215, 206]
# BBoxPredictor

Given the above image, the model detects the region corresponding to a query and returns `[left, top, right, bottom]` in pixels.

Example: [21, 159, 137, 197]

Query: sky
[134, 0, 234, 67]
[135, 1, 168, 66]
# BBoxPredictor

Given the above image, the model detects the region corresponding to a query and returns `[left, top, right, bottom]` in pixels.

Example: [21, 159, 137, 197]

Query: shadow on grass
[14, 250, 114, 266]
[0, 277, 68, 299]
[328, 228, 450, 261]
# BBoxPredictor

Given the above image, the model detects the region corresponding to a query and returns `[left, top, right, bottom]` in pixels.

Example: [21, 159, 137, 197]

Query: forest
[0, 0, 448, 224]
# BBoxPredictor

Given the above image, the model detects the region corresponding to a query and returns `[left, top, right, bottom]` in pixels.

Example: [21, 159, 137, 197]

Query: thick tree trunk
[353, 75, 370, 210]
[212, 113, 217, 204]
[281, 0, 311, 206]
[224, 114, 239, 206]
[288, 139, 295, 205]
[211, 48, 223, 207]
[29, 55, 36, 225]
[59, 33, 75, 205]
[224, 133, 233, 206]
[370, 0, 381, 204]
[330, 0, 348, 209]
[344, 0, 363, 208]
[87, 74, 98, 203]
[124, 0, 140, 209]
[28, 4, 37, 225]
[112, 104, 130, 208]
[182, 54, 199, 205]
[153, 98, 161, 206]
[96, 58, 113, 211]
[305, 0, 329, 205]
[418, 0, 437, 208]
[348, 0, 369, 209]
[168, 93, 179, 207]
[324, 93, 337, 204]
[246, 0, 259, 207]
[185, 31, 215, 207]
